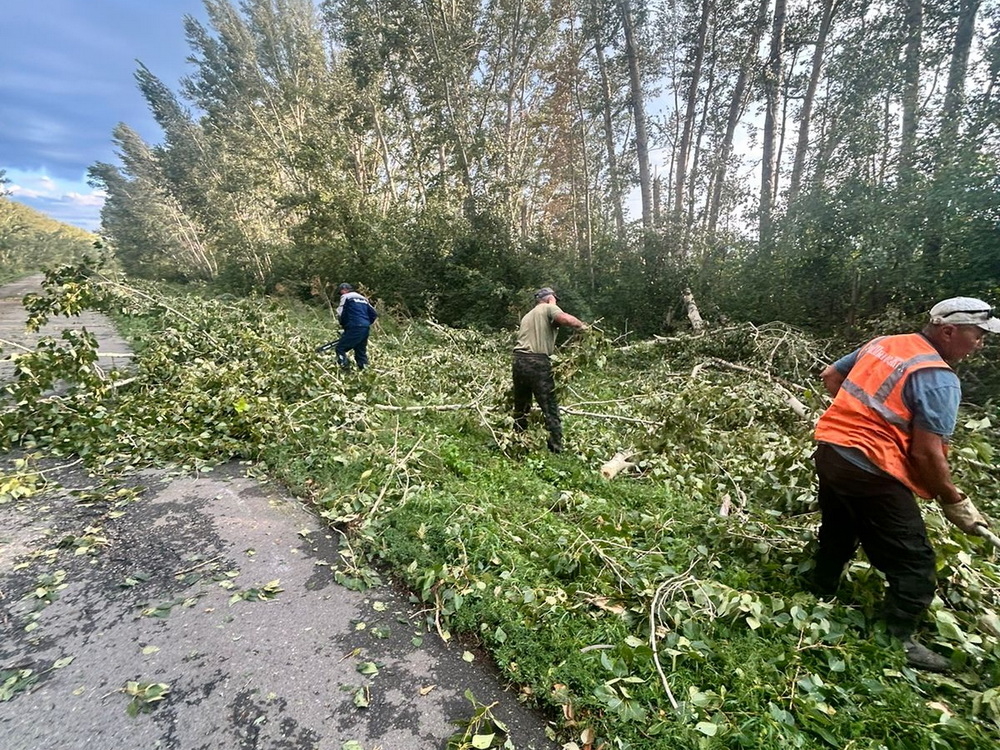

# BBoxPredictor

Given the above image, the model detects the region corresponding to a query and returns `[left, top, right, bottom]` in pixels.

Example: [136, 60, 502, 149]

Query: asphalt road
[0, 275, 556, 750]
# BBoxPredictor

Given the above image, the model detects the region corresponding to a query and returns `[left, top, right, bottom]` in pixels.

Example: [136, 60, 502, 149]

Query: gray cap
[338, 283, 354, 293]
[534, 287, 557, 301]
[929, 297, 1000, 332]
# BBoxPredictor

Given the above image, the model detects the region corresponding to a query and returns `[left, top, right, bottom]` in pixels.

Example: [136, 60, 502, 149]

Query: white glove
[941, 498, 989, 534]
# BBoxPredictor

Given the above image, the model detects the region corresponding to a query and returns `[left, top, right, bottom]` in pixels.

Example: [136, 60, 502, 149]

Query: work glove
[941, 497, 989, 534]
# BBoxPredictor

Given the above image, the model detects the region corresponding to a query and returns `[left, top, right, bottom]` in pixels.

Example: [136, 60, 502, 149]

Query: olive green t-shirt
[514, 302, 562, 355]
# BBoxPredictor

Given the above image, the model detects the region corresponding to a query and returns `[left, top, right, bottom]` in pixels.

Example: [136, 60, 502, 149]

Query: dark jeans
[813, 443, 936, 637]
[335, 326, 371, 370]
[512, 352, 562, 452]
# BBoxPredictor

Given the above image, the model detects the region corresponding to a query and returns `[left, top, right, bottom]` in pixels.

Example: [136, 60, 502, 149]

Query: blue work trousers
[335, 326, 371, 370]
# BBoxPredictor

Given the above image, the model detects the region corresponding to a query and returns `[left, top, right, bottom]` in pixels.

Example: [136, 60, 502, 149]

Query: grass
[8, 271, 1000, 748]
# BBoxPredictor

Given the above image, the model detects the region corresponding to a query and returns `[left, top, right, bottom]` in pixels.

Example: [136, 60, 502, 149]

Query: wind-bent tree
[89, 124, 217, 280]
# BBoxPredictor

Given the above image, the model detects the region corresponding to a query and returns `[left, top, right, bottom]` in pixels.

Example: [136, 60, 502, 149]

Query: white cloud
[3, 166, 103, 230]
[8, 184, 49, 200]
[65, 191, 105, 207]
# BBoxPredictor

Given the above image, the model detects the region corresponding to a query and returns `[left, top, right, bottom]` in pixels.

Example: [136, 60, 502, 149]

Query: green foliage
[228, 580, 283, 604]
[447, 690, 514, 750]
[6, 270, 1000, 748]
[0, 198, 99, 281]
[0, 656, 75, 703]
[0, 669, 38, 702]
[723, 148, 1000, 336]
[0, 458, 44, 503]
[123, 681, 171, 716]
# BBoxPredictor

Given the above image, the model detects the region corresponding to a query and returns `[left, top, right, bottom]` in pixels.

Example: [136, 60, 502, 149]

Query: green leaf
[471, 733, 496, 748]
[695, 721, 718, 736]
[353, 687, 369, 708]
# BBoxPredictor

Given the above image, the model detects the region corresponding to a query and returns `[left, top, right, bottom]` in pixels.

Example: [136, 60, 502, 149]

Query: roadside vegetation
[0, 194, 98, 283]
[3, 265, 1000, 748]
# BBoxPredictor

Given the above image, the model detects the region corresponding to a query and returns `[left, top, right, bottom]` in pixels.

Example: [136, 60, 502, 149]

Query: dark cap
[534, 287, 557, 301]
[338, 283, 354, 293]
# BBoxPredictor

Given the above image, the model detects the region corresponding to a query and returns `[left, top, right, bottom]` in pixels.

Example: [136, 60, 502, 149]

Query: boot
[901, 637, 951, 673]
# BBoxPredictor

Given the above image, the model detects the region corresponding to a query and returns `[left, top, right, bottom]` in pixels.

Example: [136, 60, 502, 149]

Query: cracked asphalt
[0, 276, 556, 750]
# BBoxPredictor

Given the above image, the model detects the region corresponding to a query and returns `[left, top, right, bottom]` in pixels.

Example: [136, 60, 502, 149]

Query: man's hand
[941, 497, 989, 534]
[819, 365, 846, 397]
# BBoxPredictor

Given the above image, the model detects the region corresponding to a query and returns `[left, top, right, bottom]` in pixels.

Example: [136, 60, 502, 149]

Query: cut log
[601, 451, 637, 479]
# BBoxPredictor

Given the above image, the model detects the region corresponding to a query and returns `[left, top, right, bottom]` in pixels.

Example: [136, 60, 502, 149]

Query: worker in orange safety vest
[811, 297, 1000, 672]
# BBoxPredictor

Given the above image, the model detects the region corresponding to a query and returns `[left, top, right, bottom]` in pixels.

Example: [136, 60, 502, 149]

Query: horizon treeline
[0, 171, 98, 282]
[88, 0, 1000, 335]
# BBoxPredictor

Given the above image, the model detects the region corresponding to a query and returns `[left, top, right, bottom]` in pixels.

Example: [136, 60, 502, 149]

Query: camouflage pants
[512, 352, 562, 452]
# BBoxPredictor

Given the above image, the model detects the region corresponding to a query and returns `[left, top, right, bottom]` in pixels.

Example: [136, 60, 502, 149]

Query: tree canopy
[87, 0, 1000, 334]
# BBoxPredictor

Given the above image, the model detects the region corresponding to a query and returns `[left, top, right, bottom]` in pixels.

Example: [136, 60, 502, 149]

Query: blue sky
[1, 1, 208, 231]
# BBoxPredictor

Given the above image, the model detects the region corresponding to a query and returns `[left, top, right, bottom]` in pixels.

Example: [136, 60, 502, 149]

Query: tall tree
[922, 0, 984, 276]
[673, 0, 713, 225]
[938, 0, 982, 151]
[618, 0, 654, 228]
[759, 0, 787, 246]
[705, 0, 769, 235]
[898, 0, 923, 181]
[584, 2, 628, 243]
[787, 0, 841, 206]
[89, 124, 217, 280]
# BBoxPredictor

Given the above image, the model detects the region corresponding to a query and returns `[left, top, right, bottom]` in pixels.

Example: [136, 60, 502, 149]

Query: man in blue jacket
[317, 283, 379, 370]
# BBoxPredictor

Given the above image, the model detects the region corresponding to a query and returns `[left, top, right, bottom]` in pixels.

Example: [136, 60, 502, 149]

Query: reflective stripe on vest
[838, 348, 947, 430]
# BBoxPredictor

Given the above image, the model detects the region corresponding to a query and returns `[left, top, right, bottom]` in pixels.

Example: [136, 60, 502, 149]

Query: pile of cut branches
[3, 265, 1000, 748]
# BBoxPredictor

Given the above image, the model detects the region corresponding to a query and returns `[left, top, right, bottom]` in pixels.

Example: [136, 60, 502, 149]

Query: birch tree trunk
[706, 0, 769, 234]
[760, 0, 787, 247]
[898, 0, 923, 182]
[788, 0, 840, 205]
[618, 0, 654, 229]
[594, 39, 627, 243]
[674, 0, 713, 223]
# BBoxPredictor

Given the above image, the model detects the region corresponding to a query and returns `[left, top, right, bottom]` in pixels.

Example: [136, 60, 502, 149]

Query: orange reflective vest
[814, 333, 951, 498]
